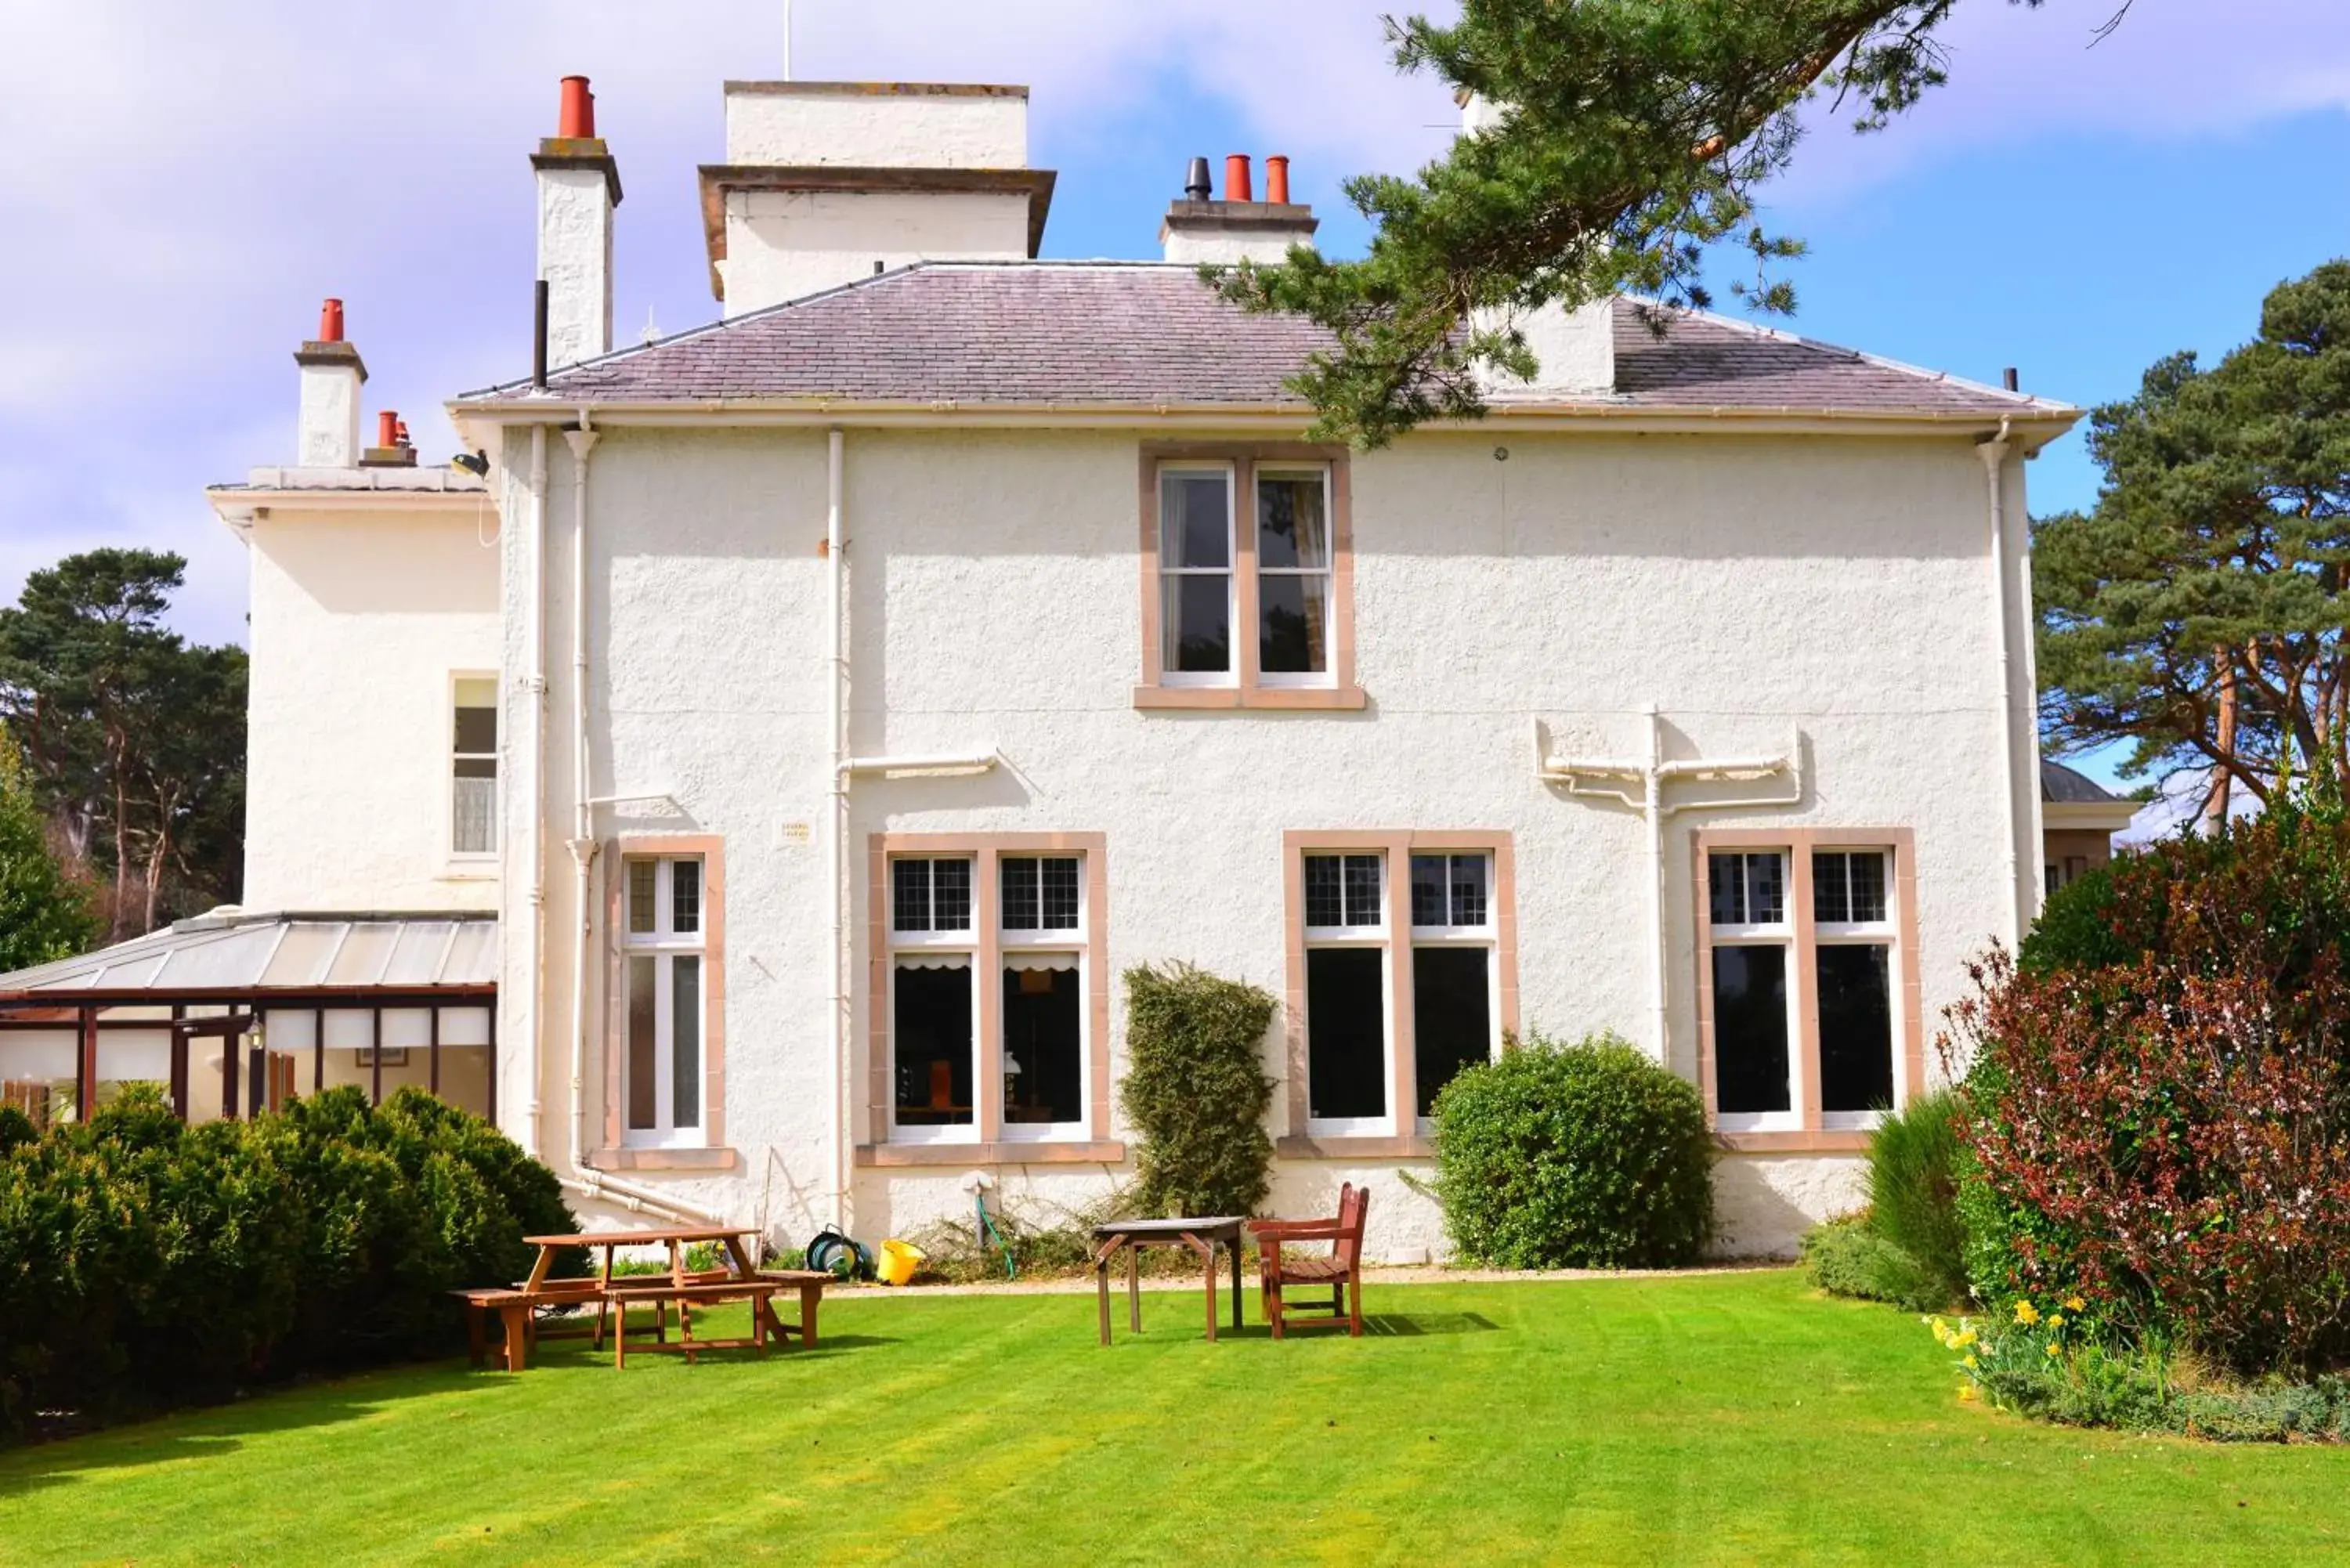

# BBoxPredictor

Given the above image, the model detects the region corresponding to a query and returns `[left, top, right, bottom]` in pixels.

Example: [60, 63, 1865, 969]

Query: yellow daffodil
[1964, 1354, 1979, 1369]
[2044, 1341, 2063, 1358]
[1958, 1385, 1979, 1404]
[2047, 1314, 2065, 1331]
[1954, 1330, 1978, 1350]
[2064, 1295, 2086, 1313]
[2014, 1300, 2040, 1326]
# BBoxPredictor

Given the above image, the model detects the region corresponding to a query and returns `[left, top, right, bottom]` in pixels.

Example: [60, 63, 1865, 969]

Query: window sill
[855, 1140, 1126, 1168]
[1133, 685, 1367, 712]
[590, 1147, 739, 1172]
[1275, 1133, 1433, 1161]
[1711, 1129, 1871, 1154]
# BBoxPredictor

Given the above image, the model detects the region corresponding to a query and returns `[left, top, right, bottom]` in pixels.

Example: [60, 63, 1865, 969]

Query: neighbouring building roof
[456, 261, 2070, 419]
[208, 467, 487, 496]
[0, 912, 497, 1002]
[2041, 758, 2125, 805]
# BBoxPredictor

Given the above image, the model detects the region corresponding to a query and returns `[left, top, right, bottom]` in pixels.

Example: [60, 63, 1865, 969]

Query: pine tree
[0, 735, 99, 974]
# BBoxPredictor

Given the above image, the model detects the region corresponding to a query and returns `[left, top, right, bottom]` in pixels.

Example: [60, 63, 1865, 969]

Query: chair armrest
[1249, 1221, 1342, 1241]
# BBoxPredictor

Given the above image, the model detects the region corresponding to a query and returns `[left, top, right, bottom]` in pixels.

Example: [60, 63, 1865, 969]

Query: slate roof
[2042, 758, 2126, 805]
[459, 261, 2067, 418]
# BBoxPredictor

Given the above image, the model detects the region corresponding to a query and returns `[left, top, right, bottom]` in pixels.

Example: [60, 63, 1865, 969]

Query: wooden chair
[1249, 1183, 1370, 1339]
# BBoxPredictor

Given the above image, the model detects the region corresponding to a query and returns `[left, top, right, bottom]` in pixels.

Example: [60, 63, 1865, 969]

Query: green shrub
[1801, 1213, 1946, 1311]
[2016, 862, 2124, 975]
[1863, 1090, 1969, 1308]
[1430, 1031, 1713, 1269]
[1119, 963, 1277, 1219]
[0, 1084, 572, 1437]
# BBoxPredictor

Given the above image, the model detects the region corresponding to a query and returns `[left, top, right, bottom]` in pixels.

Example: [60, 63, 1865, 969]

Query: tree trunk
[2204, 650, 2237, 834]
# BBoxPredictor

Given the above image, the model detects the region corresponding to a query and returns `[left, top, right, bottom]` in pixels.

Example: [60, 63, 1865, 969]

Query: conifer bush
[1430, 1031, 1713, 1269]
[1118, 963, 1277, 1219]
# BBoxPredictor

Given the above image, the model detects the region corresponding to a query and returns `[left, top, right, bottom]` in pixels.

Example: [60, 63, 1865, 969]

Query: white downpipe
[1539, 706, 1803, 1060]
[522, 426, 550, 1147]
[562, 1170, 731, 1227]
[563, 413, 601, 1178]
[1979, 417, 2024, 945]
[826, 426, 849, 1231]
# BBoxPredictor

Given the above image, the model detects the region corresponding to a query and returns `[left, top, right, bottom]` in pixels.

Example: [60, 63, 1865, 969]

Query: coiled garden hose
[805, 1225, 874, 1281]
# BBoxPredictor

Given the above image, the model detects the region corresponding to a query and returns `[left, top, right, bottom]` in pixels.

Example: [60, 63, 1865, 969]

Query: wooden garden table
[509, 1226, 824, 1367]
[1090, 1216, 1247, 1345]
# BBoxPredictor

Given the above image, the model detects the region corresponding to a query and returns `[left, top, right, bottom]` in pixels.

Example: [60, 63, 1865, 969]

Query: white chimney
[532, 75, 620, 368]
[1160, 154, 1318, 265]
[1453, 93, 1613, 398]
[294, 297, 365, 468]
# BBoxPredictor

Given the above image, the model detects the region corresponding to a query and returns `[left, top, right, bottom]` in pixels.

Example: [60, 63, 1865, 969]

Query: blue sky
[3, 1, 2346, 791]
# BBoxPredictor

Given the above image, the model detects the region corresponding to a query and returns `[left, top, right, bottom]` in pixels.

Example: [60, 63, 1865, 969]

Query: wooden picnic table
[454, 1225, 827, 1371]
[1090, 1216, 1247, 1346]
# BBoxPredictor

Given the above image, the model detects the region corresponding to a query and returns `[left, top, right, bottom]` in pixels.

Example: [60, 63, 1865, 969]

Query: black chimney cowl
[1184, 156, 1213, 202]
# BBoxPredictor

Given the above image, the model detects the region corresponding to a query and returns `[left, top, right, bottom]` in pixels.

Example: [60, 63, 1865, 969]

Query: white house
[0, 72, 2077, 1260]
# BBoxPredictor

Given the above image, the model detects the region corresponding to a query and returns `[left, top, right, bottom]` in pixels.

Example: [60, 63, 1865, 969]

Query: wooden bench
[609, 1281, 782, 1366]
[450, 1288, 548, 1373]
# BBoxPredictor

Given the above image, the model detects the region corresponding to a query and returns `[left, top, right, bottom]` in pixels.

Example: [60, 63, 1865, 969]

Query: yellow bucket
[877, 1238, 926, 1287]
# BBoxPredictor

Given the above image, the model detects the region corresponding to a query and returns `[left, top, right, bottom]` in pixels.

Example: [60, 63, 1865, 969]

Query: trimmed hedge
[0, 1085, 573, 1436]
[1119, 963, 1278, 1219]
[1430, 1032, 1714, 1269]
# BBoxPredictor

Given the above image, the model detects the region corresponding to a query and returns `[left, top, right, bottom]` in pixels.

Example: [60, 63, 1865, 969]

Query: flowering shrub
[1949, 789, 2350, 1376]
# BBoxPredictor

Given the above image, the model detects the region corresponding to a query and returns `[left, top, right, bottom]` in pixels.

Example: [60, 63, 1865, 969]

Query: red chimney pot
[559, 75, 595, 139]
[318, 298, 345, 342]
[378, 410, 400, 447]
[1224, 154, 1253, 203]
[395, 420, 411, 446]
[1265, 155, 1291, 205]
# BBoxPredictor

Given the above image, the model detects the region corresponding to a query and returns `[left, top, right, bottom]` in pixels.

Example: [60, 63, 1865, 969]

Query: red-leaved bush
[1948, 793, 2350, 1376]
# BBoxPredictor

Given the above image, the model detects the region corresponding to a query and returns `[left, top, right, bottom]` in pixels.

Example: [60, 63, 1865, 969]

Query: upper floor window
[451, 677, 497, 857]
[1137, 450, 1362, 711]
[623, 855, 704, 1146]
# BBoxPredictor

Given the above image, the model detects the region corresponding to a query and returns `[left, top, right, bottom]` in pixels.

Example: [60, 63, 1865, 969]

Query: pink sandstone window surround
[1135, 445, 1365, 711]
[1690, 826, 1925, 1154]
[1278, 829, 1519, 1159]
[595, 834, 735, 1172]
[859, 832, 1123, 1168]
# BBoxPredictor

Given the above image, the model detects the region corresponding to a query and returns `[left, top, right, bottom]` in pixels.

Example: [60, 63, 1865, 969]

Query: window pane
[1413, 946, 1490, 1118]
[894, 964, 974, 1126]
[671, 955, 701, 1129]
[1164, 574, 1232, 674]
[671, 859, 701, 936]
[1813, 852, 1849, 924]
[1712, 945, 1790, 1115]
[1708, 853, 1745, 927]
[1001, 858, 1039, 930]
[1450, 855, 1488, 927]
[933, 859, 972, 930]
[1343, 855, 1382, 926]
[452, 772, 496, 855]
[1745, 854, 1786, 924]
[628, 861, 656, 935]
[1409, 855, 1448, 929]
[1849, 851, 1888, 923]
[892, 860, 931, 933]
[1307, 946, 1386, 1120]
[453, 704, 497, 756]
[1258, 573, 1329, 675]
[1003, 964, 1082, 1125]
[1305, 855, 1344, 928]
[1256, 473, 1328, 570]
[627, 955, 656, 1129]
[1160, 471, 1231, 569]
[1818, 945, 1894, 1114]
[1039, 858, 1080, 930]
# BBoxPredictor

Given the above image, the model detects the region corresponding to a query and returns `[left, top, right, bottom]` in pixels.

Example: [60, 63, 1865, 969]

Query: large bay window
[1282, 831, 1517, 1155]
[599, 836, 728, 1169]
[866, 834, 1115, 1164]
[1137, 447, 1361, 710]
[1695, 829, 1919, 1149]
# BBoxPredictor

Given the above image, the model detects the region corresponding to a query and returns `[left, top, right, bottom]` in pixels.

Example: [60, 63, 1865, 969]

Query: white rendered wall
[244, 507, 501, 912]
[1161, 225, 1317, 266]
[537, 167, 613, 368]
[295, 366, 362, 467]
[721, 190, 1029, 313]
[514, 422, 2025, 1259]
[723, 84, 1027, 168]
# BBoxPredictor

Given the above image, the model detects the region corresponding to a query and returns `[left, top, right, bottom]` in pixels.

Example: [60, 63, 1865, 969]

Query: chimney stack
[293, 296, 367, 468]
[532, 74, 622, 370]
[1161, 154, 1318, 266]
[361, 408, 417, 468]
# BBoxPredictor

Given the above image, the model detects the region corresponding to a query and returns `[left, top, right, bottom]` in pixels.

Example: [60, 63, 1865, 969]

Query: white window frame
[449, 672, 499, 862]
[1406, 851, 1499, 1134]
[1707, 848, 1805, 1136]
[888, 855, 980, 1146]
[1253, 464, 1337, 691]
[620, 856, 706, 1149]
[1811, 847, 1901, 1133]
[1302, 851, 1395, 1139]
[996, 854, 1088, 1145]
[1156, 461, 1239, 689]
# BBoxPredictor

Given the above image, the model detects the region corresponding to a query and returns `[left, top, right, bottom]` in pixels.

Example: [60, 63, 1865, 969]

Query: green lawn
[3, 1270, 2345, 1566]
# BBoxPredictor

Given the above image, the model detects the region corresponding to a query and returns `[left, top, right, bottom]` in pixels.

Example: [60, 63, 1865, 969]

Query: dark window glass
[1258, 574, 1327, 674]
[1708, 852, 1786, 926]
[1412, 946, 1490, 1118]
[1712, 945, 1790, 1114]
[1003, 964, 1083, 1125]
[1450, 855, 1488, 927]
[626, 955, 656, 1129]
[1343, 855, 1381, 924]
[1818, 944, 1895, 1114]
[1307, 946, 1386, 1120]
[1161, 471, 1231, 568]
[1255, 473, 1325, 569]
[671, 955, 701, 1129]
[1166, 575, 1231, 673]
[1038, 857, 1080, 929]
[1409, 855, 1448, 928]
[932, 859, 971, 930]
[629, 861, 656, 934]
[893, 965, 972, 1126]
[1306, 856, 1345, 928]
[1813, 852, 1850, 923]
[454, 703, 497, 754]
[1000, 858, 1039, 930]
[892, 860, 930, 933]
[671, 859, 700, 935]
[1847, 851, 1887, 923]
